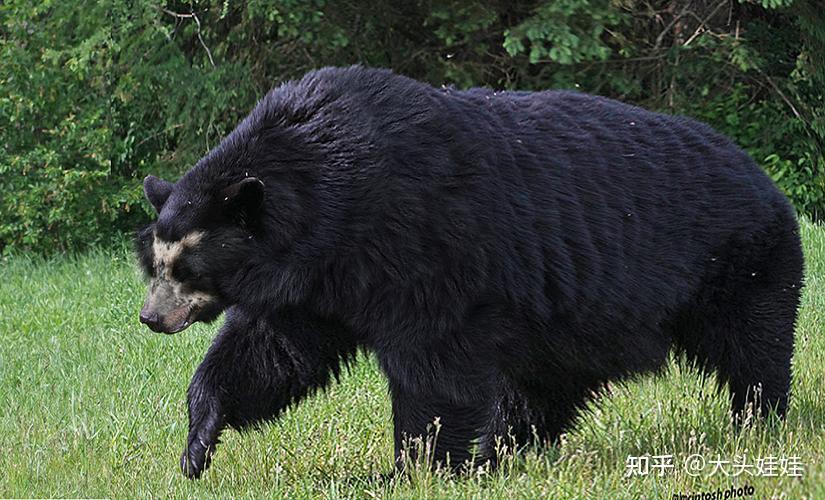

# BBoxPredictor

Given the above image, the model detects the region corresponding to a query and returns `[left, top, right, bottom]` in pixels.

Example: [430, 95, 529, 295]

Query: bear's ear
[144, 175, 173, 214]
[220, 177, 265, 223]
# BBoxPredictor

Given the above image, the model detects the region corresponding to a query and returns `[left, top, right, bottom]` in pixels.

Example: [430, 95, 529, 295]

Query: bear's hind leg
[481, 379, 541, 457]
[676, 225, 803, 422]
[480, 373, 602, 464]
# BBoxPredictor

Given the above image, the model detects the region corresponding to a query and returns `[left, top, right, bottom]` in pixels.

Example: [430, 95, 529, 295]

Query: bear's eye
[172, 262, 197, 282]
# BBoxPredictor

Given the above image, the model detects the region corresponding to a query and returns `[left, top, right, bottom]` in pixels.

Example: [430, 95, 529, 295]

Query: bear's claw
[180, 439, 216, 479]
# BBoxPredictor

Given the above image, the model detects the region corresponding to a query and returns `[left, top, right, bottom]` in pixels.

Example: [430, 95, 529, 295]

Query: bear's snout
[139, 307, 162, 332]
[139, 301, 192, 334]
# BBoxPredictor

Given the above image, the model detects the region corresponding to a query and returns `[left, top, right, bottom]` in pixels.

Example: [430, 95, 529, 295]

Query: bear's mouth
[162, 305, 200, 334]
[164, 319, 194, 334]
[140, 303, 199, 334]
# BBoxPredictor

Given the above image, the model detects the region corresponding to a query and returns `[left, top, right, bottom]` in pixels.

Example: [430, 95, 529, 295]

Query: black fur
[180, 306, 358, 477]
[143, 175, 173, 213]
[136, 66, 804, 477]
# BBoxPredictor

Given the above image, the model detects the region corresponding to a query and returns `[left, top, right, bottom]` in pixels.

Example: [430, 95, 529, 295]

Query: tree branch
[683, 1, 729, 47]
[158, 6, 216, 67]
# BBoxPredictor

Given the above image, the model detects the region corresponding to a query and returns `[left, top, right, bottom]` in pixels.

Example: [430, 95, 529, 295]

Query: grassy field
[0, 220, 823, 499]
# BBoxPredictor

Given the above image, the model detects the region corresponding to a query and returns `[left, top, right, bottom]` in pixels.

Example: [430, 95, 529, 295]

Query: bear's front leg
[380, 324, 500, 472]
[182, 372, 224, 478]
[180, 306, 360, 478]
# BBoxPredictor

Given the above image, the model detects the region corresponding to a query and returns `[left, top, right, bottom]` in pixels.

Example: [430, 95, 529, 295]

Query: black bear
[136, 66, 804, 478]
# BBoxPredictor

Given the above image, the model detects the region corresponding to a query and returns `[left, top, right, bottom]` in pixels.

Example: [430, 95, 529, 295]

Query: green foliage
[1, 0, 823, 254]
[746, 0, 796, 8]
[0, 0, 138, 252]
[503, 0, 622, 64]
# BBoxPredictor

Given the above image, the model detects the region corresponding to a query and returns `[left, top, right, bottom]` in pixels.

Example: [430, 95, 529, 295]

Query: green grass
[1, 219, 823, 498]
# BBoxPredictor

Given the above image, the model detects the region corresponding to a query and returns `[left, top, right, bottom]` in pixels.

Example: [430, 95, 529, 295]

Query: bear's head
[135, 174, 265, 333]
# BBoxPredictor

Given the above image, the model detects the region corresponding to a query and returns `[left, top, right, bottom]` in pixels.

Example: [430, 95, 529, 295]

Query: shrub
[1, 0, 822, 254]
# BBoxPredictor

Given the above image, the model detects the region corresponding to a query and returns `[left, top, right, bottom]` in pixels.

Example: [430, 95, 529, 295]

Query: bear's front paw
[180, 436, 217, 479]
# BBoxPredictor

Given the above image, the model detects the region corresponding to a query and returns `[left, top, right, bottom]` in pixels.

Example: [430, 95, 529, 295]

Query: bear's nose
[139, 309, 161, 331]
